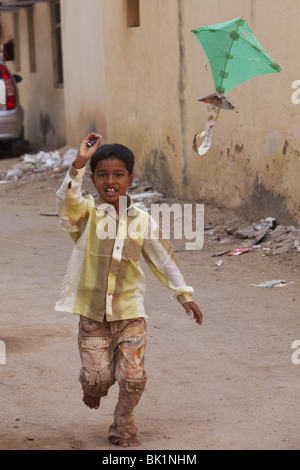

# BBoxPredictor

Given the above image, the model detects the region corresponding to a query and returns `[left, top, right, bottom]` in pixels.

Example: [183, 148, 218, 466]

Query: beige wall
[1, 3, 65, 148]
[187, 0, 300, 224]
[60, 0, 107, 147]
[98, 0, 299, 224]
[1, 0, 299, 224]
[102, 0, 189, 195]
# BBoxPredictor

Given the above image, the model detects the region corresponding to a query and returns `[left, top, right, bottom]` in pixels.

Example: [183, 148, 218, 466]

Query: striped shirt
[55, 165, 194, 322]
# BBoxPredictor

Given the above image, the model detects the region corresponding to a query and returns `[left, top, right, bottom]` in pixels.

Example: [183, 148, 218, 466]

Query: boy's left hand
[183, 301, 203, 325]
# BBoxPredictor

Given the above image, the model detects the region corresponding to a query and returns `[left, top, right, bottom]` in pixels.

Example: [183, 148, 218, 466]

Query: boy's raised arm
[56, 133, 102, 237]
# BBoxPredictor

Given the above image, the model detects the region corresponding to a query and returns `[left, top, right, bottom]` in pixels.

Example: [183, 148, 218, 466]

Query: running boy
[55, 133, 203, 447]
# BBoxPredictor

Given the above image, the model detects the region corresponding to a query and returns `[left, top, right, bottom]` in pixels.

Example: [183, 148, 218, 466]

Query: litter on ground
[0, 148, 165, 206]
[251, 280, 294, 288]
[209, 217, 300, 256]
[227, 247, 253, 256]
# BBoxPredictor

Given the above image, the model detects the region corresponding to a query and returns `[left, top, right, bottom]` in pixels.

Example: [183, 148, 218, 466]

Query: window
[127, 0, 140, 28]
[51, 0, 63, 86]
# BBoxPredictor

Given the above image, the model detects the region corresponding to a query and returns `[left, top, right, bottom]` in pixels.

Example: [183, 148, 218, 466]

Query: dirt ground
[0, 153, 299, 451]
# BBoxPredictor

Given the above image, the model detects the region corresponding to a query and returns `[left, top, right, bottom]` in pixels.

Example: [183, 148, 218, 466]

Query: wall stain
[235, 144, 244, 153]
[177, 0, 188, 193]
[143, 150, 174, 195]
[238, 174, 295, 226]
[40, 111, 56, 144]
[282, 140, 289, 156]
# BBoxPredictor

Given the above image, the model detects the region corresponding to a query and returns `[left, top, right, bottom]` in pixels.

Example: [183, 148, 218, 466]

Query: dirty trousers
[78, 316, 147, 443]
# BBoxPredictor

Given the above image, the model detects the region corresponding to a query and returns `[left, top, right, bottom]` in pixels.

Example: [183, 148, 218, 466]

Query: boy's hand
[73, 132, 102, 169]
[183, 301, 203, 325]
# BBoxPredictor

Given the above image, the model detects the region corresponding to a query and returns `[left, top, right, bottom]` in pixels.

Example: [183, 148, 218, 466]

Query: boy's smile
[91, 158, 133, 212]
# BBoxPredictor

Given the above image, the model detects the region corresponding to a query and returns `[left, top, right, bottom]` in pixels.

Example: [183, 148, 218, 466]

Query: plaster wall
[100, 0, 300, 223]
[60, 0, 107, 147]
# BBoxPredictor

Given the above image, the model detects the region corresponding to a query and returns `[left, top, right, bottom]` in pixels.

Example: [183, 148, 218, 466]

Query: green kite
[191, 16, 281, 95]
[191, 17, 281, 154]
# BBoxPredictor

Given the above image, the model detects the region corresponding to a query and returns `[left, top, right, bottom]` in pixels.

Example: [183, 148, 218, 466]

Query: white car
[0, 60, 24, 144]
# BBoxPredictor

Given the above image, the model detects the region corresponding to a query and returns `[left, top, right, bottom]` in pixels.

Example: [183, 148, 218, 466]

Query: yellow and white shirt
[55, 165, 194, 322]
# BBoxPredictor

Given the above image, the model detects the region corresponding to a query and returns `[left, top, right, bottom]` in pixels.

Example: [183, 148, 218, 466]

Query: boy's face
[91, 157, 134, 211]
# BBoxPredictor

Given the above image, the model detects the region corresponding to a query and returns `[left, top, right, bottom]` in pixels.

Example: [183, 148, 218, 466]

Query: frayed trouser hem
[108, 375, 147, 442]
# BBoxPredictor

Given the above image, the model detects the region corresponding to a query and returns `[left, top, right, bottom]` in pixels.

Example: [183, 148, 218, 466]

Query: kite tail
[192, 104, 221, 155]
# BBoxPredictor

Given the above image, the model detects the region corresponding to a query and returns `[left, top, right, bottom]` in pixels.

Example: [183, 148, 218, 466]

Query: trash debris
[252, 217, 277, 246]
[233, 226, 258, 240]
[252, 227, 271, 246]
[0, 147, 80, 184]
[262, 247, 272, 256]
[215, 260, 223, 266]
[253, 217, 277, 231]
[5, 167, 22, 182]
[127, 177, 165, 206]
[210, 225, 238, 243]
[62, 149, 80, 166]
[251, 280, 294, 288]
[212, 250, 230, 257]
[130, 191, 164, 202]
[22, 150, 62, 169]
[227, 247, 253, 256]
[0, 149, 165, 208]
[208, 216, 300, 256]
[262, 225, 300, 255]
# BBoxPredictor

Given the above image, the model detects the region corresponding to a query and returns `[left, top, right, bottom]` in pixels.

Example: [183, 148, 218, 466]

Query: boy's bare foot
[116, 436, 141, 447]
[83, 392, 100, 409]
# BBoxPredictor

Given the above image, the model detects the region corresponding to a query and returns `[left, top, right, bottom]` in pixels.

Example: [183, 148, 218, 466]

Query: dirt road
[0, 156, 299, 450]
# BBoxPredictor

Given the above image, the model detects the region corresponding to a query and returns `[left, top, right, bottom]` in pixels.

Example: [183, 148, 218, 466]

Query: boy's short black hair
[90, 144, 135, 175]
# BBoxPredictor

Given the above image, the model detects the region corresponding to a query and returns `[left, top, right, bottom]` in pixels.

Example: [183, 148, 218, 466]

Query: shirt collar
[95, 193, 138, 217]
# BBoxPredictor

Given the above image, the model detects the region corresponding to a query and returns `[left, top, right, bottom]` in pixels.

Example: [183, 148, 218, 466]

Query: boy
[55, 133, 203, 447]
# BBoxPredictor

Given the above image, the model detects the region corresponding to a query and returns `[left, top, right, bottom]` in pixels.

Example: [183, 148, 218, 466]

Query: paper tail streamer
[193, 93, 237, 155]
[192, 104, 221, 155]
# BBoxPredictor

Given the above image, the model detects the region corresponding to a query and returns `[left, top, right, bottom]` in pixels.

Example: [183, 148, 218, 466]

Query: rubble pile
[127, 178, 164, 207]
[0, 148, 78, 182]
[209, 217, 300, 256]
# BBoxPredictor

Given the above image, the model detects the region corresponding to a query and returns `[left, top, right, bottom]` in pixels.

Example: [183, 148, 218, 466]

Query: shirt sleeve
[141, 215, 194, 305]
[56, 165, 91, 236]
